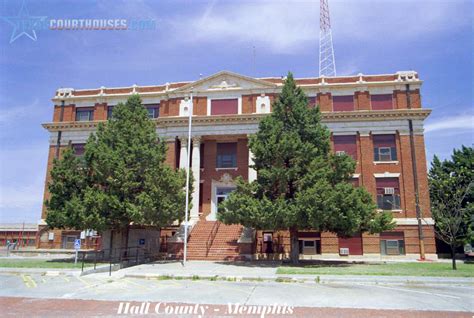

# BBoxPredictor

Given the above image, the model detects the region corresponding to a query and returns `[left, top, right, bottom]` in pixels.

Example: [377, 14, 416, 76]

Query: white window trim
[377, 209, 403, 213]
[371, 131, 397, 135]
[256, 95, 270, 114]
[374, 161, 399, 165]
[215, 167, 238, 171]
[374, 172, 400, 178]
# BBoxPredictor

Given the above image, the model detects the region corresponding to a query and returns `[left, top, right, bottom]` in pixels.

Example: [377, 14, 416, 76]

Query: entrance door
[262, 232, 274, 253]
[216, 187, 234, 212]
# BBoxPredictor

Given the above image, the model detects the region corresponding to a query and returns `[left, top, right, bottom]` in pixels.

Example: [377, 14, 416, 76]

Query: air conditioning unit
[339, 248, 349, 256]
[336, 151, 346, 156]
[384, 187, 395, 195]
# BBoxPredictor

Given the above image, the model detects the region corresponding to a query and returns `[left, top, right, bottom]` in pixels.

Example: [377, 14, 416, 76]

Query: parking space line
[122, 278, 154, 291]
[21, 275, 37, 288]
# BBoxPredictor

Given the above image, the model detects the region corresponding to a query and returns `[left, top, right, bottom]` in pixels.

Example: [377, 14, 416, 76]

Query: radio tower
[319, 0, 336, 77]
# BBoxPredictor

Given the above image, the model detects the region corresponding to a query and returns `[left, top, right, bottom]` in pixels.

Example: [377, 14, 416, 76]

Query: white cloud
[170, 0, 470, 54]
[0, 145, 48, 223]
[425, 113, 474, 134]
[0, 98, 43, 124]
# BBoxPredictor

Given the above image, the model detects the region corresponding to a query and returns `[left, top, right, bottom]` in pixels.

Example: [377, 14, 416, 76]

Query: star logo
[1, 0, 47, 43]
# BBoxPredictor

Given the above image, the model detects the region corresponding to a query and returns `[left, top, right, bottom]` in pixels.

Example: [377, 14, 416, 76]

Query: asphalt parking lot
[1, 272, 473, 316]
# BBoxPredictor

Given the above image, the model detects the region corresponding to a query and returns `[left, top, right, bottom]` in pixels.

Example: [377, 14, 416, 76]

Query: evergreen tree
[46, 95, 188, 250]
[219, 72, 394, 263]
[429, 146, 473, 270]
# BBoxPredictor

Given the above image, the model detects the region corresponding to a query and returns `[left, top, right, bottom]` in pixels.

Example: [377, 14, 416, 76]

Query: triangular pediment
[173, 71, 277, 93]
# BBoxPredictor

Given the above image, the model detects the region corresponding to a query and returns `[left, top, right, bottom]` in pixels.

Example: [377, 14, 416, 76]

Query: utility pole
[319, 0, 336, 77]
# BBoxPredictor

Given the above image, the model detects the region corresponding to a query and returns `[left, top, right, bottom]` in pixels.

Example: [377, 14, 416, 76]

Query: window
[380, 232, 405, 255]
[299, 239, 321, 255]
[371, 94, 393, 110]
[216, 142, 237, 168]
[378, 147, 392, 161]
[72, 143, 85, 156]
[146, 104, 160, 119]
[211, 99, 238, 115]
[107, 106, 114, 119]
[376, 178, 401, 210]
[333, 95, 354, 111]
[373, 134, 397, 161]
[308, 96, 317, 108]
[334, 135, 357, 160]
[75, 108, 94, 121]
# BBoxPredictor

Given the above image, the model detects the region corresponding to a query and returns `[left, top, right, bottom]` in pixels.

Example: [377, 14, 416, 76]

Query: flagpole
[183, 89, 193, 266]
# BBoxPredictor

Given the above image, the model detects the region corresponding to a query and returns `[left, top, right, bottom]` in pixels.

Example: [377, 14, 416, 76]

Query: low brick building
[0, 223, 38, 248]
[41, 70, 436, 259]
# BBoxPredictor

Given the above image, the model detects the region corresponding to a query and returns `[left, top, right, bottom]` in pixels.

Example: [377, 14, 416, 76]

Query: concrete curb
[0, 268, 81, 276]
[123, 272, 474, 285]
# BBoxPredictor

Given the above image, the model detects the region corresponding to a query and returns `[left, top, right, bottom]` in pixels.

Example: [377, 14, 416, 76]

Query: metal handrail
[205, 221, 220, 256]
[80, 245, 156, 275]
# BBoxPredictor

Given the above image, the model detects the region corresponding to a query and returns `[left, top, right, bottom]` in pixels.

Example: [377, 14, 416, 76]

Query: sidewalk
[116, 261, 474, 285]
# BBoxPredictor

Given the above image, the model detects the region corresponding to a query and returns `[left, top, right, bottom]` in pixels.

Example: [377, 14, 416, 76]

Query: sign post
[74, 239, 81, 265]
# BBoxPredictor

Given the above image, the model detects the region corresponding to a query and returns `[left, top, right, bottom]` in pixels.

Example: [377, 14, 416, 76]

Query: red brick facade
[42, 71, 436, 258]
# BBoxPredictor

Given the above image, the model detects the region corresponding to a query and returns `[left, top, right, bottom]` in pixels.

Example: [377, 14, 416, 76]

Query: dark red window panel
[308, 96, 317, 108]
[371, 94, 393, 110]
[373, 134, 396, 148]
[333, 95, 354, 112]
[375, 177, 400, 190]
[333, 135, 357, 160]
[211, 99, 238, 115]
[380, 232, 404, 240]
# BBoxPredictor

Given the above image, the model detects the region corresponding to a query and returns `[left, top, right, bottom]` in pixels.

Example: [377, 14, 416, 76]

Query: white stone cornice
[42, 109, 431, 133]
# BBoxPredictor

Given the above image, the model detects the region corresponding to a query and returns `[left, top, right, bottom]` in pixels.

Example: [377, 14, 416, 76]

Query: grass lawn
[277, 262, 474, 277]
[0, 258, 95, 269]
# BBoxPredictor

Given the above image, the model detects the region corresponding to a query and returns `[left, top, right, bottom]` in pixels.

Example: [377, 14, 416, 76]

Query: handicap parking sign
[74, 239, 81, 250]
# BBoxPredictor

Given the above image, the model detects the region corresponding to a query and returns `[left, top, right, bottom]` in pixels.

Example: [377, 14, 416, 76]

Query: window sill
[215, 167, 238, 171]
[374, 161, 399, 165]
[377, 209, 403, 213]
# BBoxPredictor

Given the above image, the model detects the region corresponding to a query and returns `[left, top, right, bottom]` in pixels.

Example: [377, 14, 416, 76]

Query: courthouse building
[40, 70, 436, 260]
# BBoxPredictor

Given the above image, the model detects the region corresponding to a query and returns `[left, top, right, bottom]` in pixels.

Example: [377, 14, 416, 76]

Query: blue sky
[0, 0, 472, 223]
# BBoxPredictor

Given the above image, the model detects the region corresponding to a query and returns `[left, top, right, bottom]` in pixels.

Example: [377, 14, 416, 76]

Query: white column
[248, 147, 257, 182]
[179, 137, 188, 169]
[191, 136, 201, 220]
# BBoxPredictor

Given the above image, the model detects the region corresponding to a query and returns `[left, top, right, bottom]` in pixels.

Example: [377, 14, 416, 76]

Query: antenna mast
[319, 0, 336, 77]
